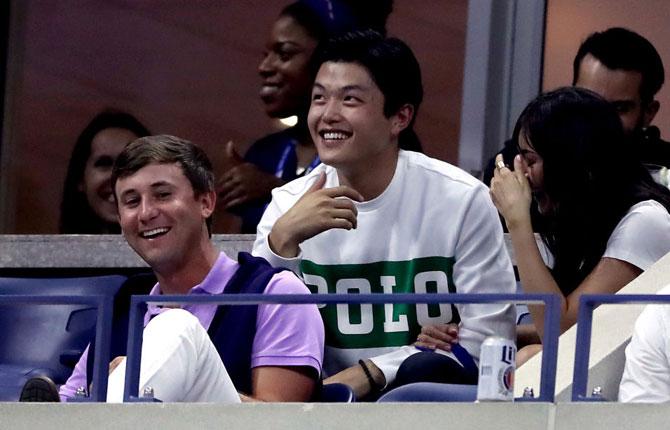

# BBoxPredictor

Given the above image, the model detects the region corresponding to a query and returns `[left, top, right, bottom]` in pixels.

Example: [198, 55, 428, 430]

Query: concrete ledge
[0, 402, 552, 430]
[0, 234, 530, 269]
[554, 402, 670, 430]
[0, 234, 256, 268]
[3, 402, 670, 430]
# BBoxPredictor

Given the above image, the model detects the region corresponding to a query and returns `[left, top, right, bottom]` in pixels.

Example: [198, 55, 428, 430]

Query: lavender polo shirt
[59, 252, 324, 401]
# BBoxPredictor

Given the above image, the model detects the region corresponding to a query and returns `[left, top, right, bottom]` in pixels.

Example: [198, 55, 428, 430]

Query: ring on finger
[496, 160, 507, 170]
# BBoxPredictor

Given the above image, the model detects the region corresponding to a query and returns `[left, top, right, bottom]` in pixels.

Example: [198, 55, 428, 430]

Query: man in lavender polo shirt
[56, 135, 324, 402]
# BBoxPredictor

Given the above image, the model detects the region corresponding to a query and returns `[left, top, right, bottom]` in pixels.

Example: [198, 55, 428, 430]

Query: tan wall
[3, 1, 466, 233]
[543, 0, 670, 138]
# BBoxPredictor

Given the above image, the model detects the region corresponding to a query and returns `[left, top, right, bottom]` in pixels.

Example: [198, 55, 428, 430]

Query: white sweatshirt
[253, 150, 516, 381]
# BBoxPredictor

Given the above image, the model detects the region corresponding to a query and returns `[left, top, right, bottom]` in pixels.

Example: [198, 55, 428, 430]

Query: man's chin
[140, 254, 175, 273]
[128, 243, 165, 268]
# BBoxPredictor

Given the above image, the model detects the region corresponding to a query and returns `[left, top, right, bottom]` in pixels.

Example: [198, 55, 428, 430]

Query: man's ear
[390, 104, 415, 137]
[642, 99, 660, 128]
[200, 189, 217, 219]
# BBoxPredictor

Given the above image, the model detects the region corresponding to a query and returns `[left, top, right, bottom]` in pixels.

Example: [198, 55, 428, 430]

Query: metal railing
[572, 293, 670, 401]
[122, 293, 561, 402]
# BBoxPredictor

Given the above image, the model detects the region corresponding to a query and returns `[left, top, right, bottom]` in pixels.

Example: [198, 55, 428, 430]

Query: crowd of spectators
[11, 1, 670, 405]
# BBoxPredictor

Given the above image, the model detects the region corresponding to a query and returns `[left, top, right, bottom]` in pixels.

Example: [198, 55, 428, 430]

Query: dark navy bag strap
[206, 252, 286, 394]
[208, 252, 285, 323]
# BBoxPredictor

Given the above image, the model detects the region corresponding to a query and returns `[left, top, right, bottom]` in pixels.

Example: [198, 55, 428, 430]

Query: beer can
[476, 336, 516, 401]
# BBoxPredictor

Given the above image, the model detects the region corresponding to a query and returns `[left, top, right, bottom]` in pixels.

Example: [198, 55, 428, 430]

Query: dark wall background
[2, 1, 467, 233]
[543, 0, 670, 137]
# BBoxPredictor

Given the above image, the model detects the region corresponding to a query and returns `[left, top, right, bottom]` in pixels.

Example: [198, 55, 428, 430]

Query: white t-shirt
[538, 200, 670, 270]
[619, 284, 670, 402]
[253, 150, 516, 381]
[603, 200, 670, 270]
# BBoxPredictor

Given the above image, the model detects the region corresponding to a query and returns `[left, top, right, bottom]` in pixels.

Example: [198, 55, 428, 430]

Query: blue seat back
[318, 383, 356, 402]
[377, 382, 477, 402]
[0, 275, 127, 400]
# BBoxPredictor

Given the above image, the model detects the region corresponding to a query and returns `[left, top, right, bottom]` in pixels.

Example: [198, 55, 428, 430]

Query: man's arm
[247, 271, 325, 401]
[245, 366, 318, 402]
[323, 359, 385, 400]
[452, 184, 517, 352]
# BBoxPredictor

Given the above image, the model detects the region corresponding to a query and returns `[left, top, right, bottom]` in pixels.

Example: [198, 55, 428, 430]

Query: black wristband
[359, 359, 380, 393]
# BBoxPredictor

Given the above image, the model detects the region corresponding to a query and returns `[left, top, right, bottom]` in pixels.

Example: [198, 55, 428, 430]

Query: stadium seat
[0, 275, 127, 401]
[318, 383, 356, 402]
[377, 382, 477, 402]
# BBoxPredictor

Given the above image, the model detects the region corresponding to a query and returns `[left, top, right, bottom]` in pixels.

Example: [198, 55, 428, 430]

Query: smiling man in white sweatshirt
[253, 30, 516, 400]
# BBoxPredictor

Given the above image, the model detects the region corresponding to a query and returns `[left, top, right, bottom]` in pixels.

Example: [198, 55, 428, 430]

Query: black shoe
[19, 375, 60, 402]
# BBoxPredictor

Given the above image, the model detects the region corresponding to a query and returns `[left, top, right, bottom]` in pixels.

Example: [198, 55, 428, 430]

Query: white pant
[106, 308, 241, 403]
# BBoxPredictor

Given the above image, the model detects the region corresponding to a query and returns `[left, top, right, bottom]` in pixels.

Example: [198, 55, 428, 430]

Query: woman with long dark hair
[491, 87, 670, 347]
[60, 110, 150, 233]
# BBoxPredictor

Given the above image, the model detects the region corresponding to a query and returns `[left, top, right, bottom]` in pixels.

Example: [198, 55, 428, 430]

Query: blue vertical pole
[538, 293, 560, 402]
[123, 296, 147, 402]
[571, 296, 595, 400]
[90, 295, 113, 402]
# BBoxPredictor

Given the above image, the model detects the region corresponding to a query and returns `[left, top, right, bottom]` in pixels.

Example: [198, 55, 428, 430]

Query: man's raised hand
[268, 172, 364, 257]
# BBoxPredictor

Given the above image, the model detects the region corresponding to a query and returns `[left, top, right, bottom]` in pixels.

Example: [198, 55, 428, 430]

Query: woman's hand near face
[489, 154, 533, 231]
[218, 141, 285, 209]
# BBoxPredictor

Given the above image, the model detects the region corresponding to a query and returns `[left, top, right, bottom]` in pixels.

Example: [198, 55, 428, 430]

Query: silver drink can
[476, 336, 516, 401]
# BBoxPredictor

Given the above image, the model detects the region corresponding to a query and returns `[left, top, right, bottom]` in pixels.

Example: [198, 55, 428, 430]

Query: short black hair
[315, 30, 424, 152]
[278, 1, 396, 114]
[112, 135, 215, 234]
[573, 27, 665, 103]
[316, 30, 423, 120]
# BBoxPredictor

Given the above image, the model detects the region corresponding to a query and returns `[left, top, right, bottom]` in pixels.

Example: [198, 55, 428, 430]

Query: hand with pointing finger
[218, 141, 285, 209]
[269, 172, 364, 258]
[489, 154, 532, 230]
